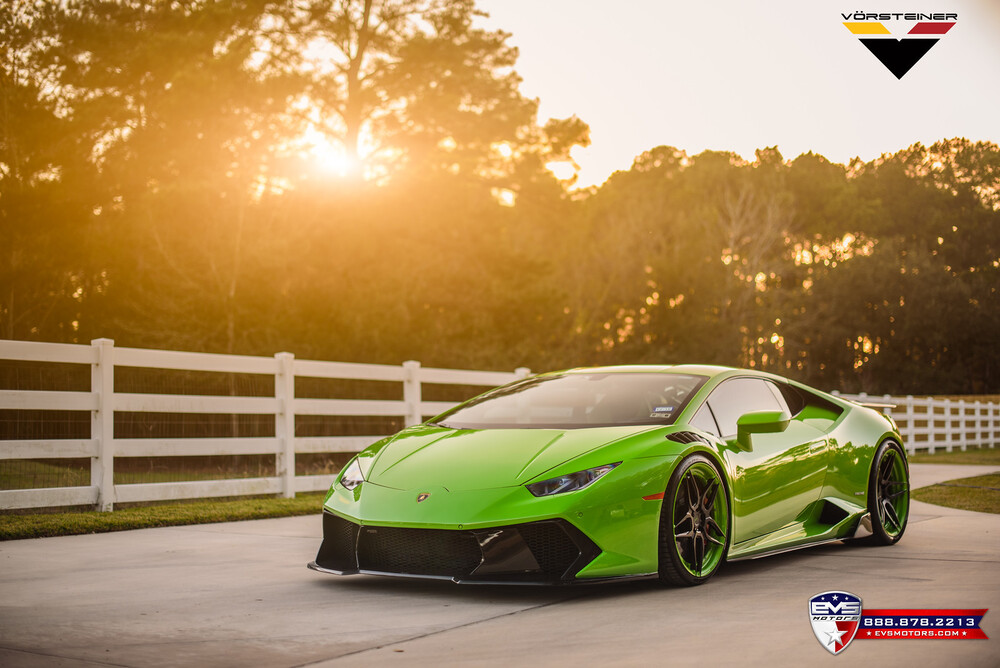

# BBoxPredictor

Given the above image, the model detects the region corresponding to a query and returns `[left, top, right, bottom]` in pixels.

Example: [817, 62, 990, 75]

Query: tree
[0, 1, 98, 341]
[274, 0, 564, 185]
[27, 0, 305, 353]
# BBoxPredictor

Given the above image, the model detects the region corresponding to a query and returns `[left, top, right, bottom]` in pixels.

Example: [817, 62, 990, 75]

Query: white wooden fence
[1, 339, 997, 512]
[833, 391, 999, 455]
[0, 339, 528, 511]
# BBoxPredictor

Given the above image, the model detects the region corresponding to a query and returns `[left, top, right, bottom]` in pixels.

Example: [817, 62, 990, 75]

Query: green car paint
[314, 365, 908, 584]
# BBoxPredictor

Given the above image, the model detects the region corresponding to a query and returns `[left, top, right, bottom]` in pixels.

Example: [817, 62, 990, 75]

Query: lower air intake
[315, 512, 359, 571]
[313, 513, 600, 582]
[518, 522, 584, 578]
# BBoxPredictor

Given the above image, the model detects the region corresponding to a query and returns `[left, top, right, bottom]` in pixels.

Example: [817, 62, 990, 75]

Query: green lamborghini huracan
[308, 365, 909, 586]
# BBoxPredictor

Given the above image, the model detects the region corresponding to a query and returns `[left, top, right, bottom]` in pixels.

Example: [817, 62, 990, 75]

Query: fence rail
[0, 338, 528, 511]
[833, 391, 999, 455]
[1, 339, 997, 512]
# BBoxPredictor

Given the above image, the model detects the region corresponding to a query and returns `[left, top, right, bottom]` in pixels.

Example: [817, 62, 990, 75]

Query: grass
[908, 447, 1000, 466]
[0, 459, 285, 490]
[913, 474, 1000, 515]
[2, 455, 345, 492]
[0, 459, 90, 490]
[0, 493, 326, 541]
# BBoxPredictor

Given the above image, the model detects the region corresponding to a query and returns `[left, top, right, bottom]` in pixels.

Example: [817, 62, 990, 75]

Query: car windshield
[433, 372, 707, 430]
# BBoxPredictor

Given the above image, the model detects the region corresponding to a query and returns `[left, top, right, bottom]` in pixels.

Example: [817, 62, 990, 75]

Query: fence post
[90, 338, 115, 512]
[974, 400, 983, 448]
[881, 393, 893, 420]
[514, 367, 531, 380]
[904, 395, 915, 454]
[940, 398, 951, 453]
[920, 397, 935, 455]
[957, 399, 967, 451]
[988, 402, 1000, 448]
[403, 361, 422, 427]
[275, 352, 296, 499]
[930, 399, 952, 452]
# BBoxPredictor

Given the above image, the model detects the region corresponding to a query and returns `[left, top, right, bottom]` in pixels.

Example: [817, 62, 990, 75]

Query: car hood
[366, 424, 657, 491]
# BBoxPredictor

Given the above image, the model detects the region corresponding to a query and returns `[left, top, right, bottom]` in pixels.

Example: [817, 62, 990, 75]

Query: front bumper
[309, 511, 612, 584]
[314, 455, 679, 581]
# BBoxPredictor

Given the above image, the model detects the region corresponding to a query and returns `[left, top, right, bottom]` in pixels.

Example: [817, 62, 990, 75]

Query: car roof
[562, 364, 736, 378]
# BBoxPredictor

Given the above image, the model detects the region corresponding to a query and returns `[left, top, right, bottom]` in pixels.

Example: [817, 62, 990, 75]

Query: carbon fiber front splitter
[306, 560, 657, 586]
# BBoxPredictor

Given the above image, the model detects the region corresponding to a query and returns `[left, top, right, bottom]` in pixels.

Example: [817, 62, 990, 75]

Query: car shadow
[309, 540, 869, 603]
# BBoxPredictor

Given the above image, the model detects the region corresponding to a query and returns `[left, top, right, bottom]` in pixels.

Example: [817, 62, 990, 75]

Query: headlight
[339, 458, 365, 490]
[526, 463, 620, 497]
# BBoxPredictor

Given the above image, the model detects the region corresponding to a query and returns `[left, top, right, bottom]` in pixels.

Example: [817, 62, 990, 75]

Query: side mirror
[735, 410, 791, 450]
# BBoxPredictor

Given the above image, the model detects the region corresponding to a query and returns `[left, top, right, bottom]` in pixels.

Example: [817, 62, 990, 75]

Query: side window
[706, 378, 784, 438]
[765, 381, 793, 415]
[689, 404, 721, 437]
[771, 383, 806, 417]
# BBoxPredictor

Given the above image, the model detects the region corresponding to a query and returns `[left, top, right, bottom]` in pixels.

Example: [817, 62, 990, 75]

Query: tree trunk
[343, 0, 374, 166]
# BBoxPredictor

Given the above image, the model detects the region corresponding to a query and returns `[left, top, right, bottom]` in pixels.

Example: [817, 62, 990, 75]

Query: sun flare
[545, 160, 576, 181]
[299, 125, 354, 177]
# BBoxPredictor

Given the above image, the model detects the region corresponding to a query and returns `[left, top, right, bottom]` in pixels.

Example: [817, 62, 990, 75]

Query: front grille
[357, 525, 483, 577]
[314, 513, 600, 582]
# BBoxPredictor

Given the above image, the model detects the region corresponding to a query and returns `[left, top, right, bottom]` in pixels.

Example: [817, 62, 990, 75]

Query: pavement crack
[0, 645, 133, 668]
[292, 594, 583, 666]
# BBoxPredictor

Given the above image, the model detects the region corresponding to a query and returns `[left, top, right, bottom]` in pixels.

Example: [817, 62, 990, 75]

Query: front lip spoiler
[307, 561, 656, 586]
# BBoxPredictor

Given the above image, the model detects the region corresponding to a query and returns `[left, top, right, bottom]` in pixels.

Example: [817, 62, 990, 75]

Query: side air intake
[666, 431, 710, 445]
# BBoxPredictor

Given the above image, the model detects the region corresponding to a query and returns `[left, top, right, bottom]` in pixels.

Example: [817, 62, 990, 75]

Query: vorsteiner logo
[842, 11, 957, 79]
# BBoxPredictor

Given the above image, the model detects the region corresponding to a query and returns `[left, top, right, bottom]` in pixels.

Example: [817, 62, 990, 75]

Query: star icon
[825, 627, 848, 647]
[832, 594, 840, 601]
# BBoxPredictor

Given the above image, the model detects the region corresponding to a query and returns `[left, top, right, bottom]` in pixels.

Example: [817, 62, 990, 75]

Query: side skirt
[727, 511, 869, 562]
[726, 537, 846, 562]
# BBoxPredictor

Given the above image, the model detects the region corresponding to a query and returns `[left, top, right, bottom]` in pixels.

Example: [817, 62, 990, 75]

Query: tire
[867, 439, 909, 545]
[658, 454, 730, 586]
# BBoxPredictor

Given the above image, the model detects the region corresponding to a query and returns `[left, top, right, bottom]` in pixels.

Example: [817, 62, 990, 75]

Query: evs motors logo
[842, 11, 957, 79]
[809, 591, 862, 655]
[808, 592, 989, 655]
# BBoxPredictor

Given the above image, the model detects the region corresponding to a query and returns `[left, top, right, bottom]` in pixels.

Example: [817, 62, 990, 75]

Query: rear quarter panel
[822, 404, 903, 506]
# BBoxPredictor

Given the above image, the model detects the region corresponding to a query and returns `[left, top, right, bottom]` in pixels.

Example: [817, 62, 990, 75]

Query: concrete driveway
[1, 464, 997, 667]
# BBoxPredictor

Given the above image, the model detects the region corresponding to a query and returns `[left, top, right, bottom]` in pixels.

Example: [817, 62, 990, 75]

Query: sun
[545, 160, 576, 181]
[299, 124, 355, 177]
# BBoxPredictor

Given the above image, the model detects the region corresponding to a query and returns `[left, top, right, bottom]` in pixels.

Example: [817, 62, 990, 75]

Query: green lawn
[0, 459, 281, 490]
[0, 493, 326, 540]
[913, 473, 1000, 515]
[909, 447, 1000, 466]
[0, 459, 91, 490]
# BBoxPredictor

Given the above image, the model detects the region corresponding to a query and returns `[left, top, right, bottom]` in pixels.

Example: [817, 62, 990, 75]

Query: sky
[476, 0, 1000, 188]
